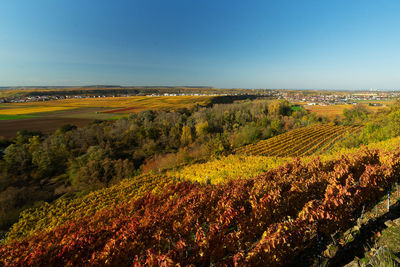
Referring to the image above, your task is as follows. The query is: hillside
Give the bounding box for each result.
[2,99,400,265]
[2,99,310,234]
[2,134,400,265]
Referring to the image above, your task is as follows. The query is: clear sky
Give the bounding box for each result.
[1,0,400,89]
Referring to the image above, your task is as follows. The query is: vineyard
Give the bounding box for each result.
[6,174,175,241]
[171,155,290,184]
[236,124,362,157]
[173,136,400,185]
[9,137,400,243]
[2,145,400,265]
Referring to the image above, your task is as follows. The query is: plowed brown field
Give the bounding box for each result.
[0,117,92,138]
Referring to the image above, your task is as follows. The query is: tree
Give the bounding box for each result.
[180,126,192,146]
[271,119,282,134]
[268,100,291,116]
[343,105,369,125]
[195,121,209,140]
[232,124,262,147]
[3,144,32,175]
[31,135,69,178]
[70,158,135,191]
[58,124,77,134]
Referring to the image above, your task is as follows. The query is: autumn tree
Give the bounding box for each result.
[180,126,192,146]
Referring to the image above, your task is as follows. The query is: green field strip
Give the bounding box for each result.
[0,114,38,120]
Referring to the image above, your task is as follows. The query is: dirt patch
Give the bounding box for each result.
[0,117,93,138]
[102,107,140,113]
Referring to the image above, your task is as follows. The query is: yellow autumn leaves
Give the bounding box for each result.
[172,135,400,186]
[6,174,175,241]
[171,155,290,184]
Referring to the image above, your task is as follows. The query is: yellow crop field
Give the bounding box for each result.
[5,96,214,113]
[0,106,76,115]
[303,103,387,118]
[304,104,350,118]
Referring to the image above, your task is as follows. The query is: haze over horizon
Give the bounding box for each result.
[1,0,400,90]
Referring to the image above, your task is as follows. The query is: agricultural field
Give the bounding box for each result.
[0,96,214,138]
[0,115,37,120]
[304,104,353,118]
[302,103,389,118]
[4,95,213,113]
[173,135,400,187]
[0,106,76,115]
[236,124,362,157]
[0,117,93,138]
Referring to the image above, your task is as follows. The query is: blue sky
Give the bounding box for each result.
[1,0,400,89]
